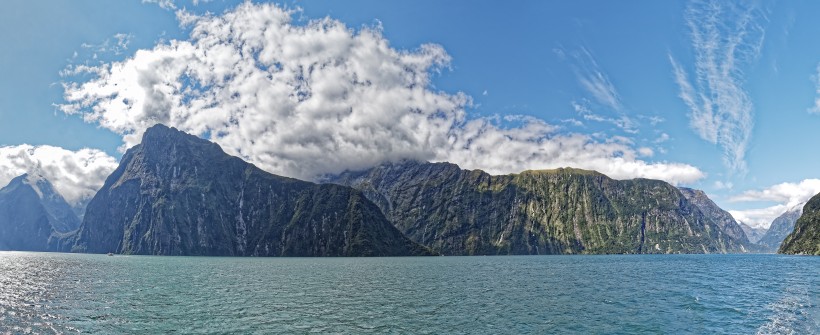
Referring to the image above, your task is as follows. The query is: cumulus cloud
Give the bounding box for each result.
[728,179,820,228]
[59,2,705,185]
[671,0,765,176]
[0,145,118,205]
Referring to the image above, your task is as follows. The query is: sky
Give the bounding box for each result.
[2,0,820,229]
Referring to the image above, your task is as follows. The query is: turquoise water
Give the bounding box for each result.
[0,253,817,334]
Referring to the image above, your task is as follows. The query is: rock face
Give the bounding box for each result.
[72,125,429,256]
[0,174,80,251]
[758,205,803,252]
[739,222,767,244]
[779,194,820,255]
[330,161,750,255]
[678,187,752,251]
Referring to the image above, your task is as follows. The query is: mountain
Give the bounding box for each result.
[678,187,752,251]
[758,204,803,252]
[739,222,767,244]
[329,160,750,255]
[779,194,820,255]
[70,124,429,256]
[0,174,80,251]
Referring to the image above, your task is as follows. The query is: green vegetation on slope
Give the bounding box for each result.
[332,161,750,255]
[779,193,820,255]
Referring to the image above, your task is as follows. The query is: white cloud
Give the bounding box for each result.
[561,118,584,127]
[0,145,118,205]
[59,2,705,186]
[671,0,765,176]
[729,205,791,229]
[637,147,654,157]
[728,179,820,228]
[441,117,702,184]
[809,63,820,114]
[730,179,820,205]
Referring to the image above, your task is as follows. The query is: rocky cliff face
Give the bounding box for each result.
[739,222,767,244]
[678,187,752,251]
[330,161,750,255]
[759,205,803,252]
[0,174,80,251]
[779,194,820,255]
[72,125,429,256]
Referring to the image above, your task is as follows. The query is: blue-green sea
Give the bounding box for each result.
[0,252,817,334]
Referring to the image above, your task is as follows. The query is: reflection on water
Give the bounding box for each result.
[0,252,817,334]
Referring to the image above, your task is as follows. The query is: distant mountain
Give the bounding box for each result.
[738,222,767,244]
[779,194,820,255]
[0,174,80,251]
[330,160,750,255]
[71,124,429,256]
[758,204,803,252]
[678,187,753,251]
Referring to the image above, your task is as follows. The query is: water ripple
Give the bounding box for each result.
[0,253,817,334]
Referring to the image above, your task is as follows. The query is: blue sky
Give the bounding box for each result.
[2,0,820,228]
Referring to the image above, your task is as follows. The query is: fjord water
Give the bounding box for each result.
[0,253,817,334]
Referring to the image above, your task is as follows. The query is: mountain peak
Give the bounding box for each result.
[0,173,81,250]
[74,126,429,256]
[142,123,200,145]
[5,173,52,200]
[134,123,227,168]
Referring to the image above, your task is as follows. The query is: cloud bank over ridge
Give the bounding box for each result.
[60,2,704,185]
[0,145,118,205]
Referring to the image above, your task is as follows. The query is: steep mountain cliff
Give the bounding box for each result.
[72,125,429,256]
[739,222,767,244]
[779,194,820,255]
[0,174,80,251]
[330,161,750,255]
[678,187,752,251]
[759,204,803,252]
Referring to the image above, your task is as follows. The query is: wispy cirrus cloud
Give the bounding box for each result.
[670,0,766,176]
[573,47,623,111]
[142,0,176,10]
[142,0,211,11]
[809,63,820,114]
[79,33,133,57]
[571,100,638,134]
[558,46,639,135]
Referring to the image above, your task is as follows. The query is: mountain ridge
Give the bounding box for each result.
[779,194,820,255]
[759,204,804,252]
[71,124,430,256]
[0,174,80,251]
[330,160,751,255]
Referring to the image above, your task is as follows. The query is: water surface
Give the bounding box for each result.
[0,252,817,334]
